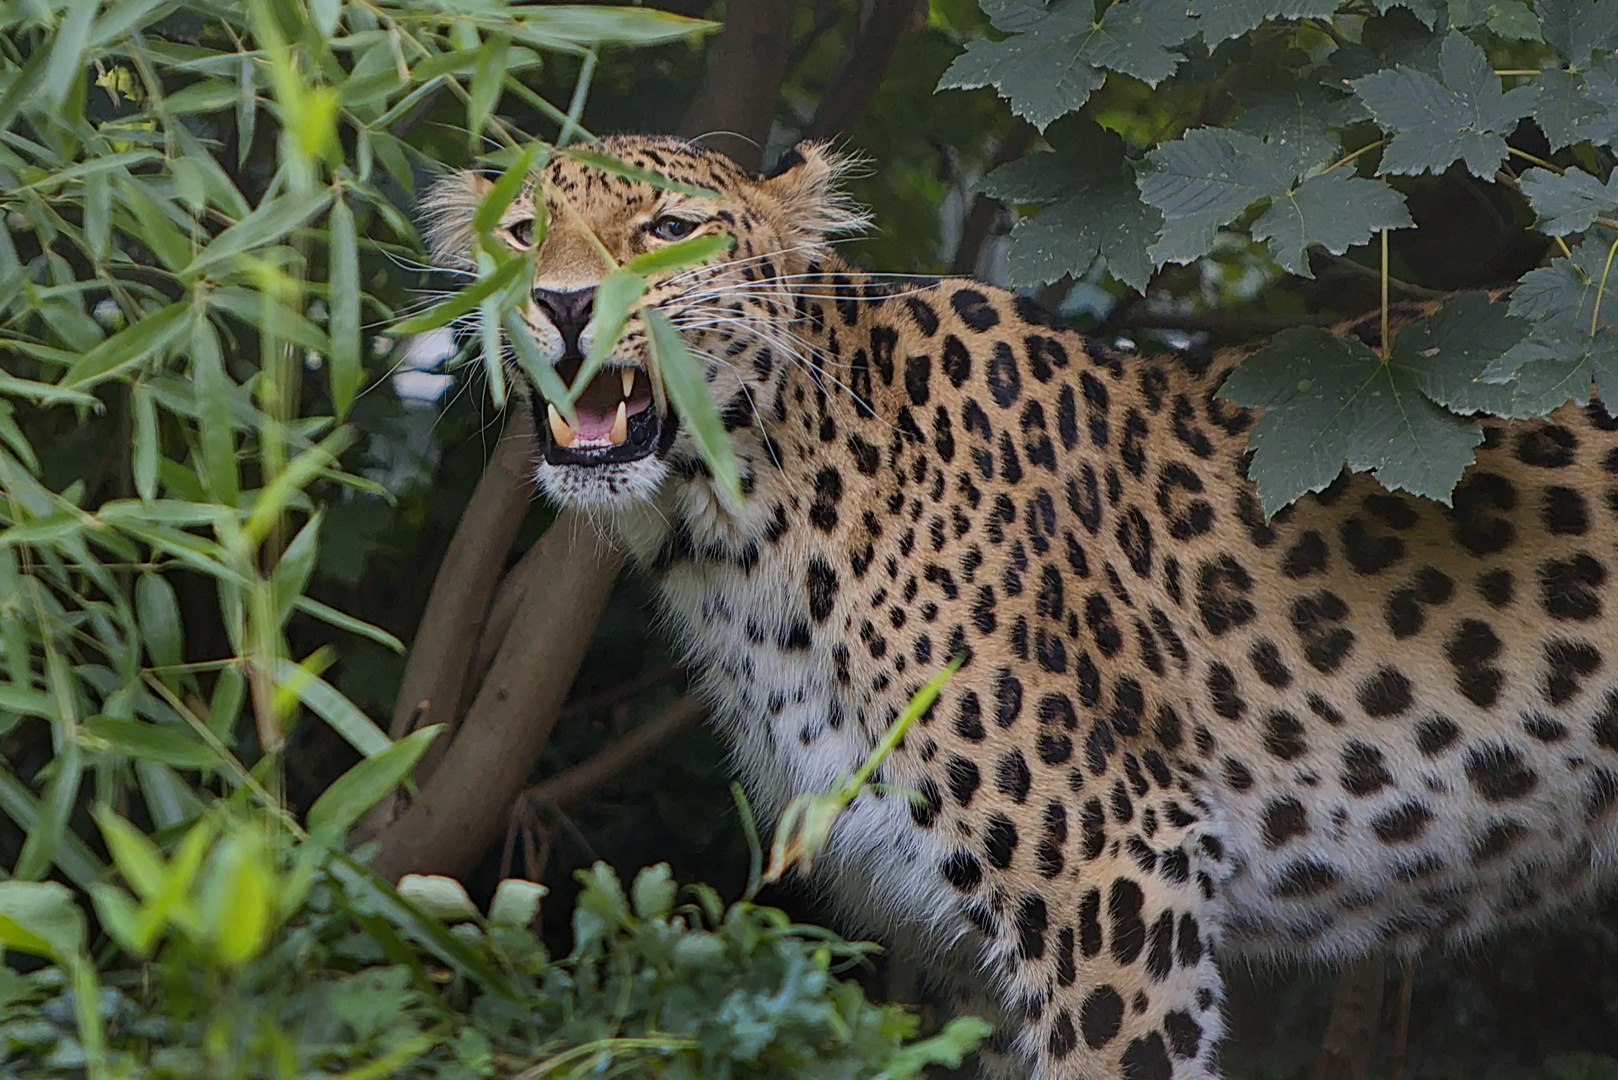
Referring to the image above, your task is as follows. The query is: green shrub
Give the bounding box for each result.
[0,810,986,1078]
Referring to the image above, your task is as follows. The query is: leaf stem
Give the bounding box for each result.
[1321,140,1384,175]
[1379,228,1390,361]
[1589,231,1618,337]
[1494,68,1541,76]
[1507,146,1563,174]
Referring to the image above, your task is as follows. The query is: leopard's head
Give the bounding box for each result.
[421,134,863,509]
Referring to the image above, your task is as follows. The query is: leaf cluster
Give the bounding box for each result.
[951,0,1618,513]
[1,809,985,1079]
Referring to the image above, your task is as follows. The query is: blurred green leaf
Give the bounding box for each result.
[307,724,442,834]
[643,305,741,505]
[328,195,363,417]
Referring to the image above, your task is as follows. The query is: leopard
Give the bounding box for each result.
[423,134,1618,1080]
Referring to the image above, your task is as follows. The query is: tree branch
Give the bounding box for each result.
[804,0,927,143]
[677,0,801,171]
[355,409,535,841]
[522,693,707,812]
[366,511,624,881]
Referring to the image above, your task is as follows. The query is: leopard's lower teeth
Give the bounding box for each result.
[609,401,628,446]
[547,403,576,448]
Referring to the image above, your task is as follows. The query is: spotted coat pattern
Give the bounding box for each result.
[426,135,1618,1080]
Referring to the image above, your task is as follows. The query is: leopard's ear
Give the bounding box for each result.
[418,169,494,268]
[757,141,869,241]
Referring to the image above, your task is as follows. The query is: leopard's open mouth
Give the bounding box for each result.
[538,357,664,466]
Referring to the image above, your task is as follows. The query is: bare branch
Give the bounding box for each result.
[805,0,928,143]
[366,512,624,881]
[522,693,707,812]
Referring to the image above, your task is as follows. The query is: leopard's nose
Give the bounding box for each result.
[531,287,595,356]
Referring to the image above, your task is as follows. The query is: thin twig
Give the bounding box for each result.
[522,694,707,811]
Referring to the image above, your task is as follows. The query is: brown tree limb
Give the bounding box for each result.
[804,0,928,143]
[354,410,535,842]
[522,693,707,812]
[366,511,624,882]
[364,3,805,881]
[677,0,800,171]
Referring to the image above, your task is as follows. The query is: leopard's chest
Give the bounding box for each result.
[608,500,968,942]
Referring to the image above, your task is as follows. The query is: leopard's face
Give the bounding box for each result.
[421,135,863,509]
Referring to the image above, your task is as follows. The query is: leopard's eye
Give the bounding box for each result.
[507,219,535,247]
[650,215,699,241]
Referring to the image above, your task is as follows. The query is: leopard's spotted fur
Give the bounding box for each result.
[426,135,1618,1080]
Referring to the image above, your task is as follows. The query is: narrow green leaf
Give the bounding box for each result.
[502,308,574,424]
[292,596,405,652]
[390,255,530,334]
[136,571,184,671]
[480,294,507,408]
[468,35,510,144]
[624,232,734,277]
[508,5,719,47]
[0,766,105,890]
[472,143,543,238]
[60,300,189,389]
[83,168,110,261]
[329,195,363,417]
[184,190,332,279]
[190,316,239,501]
[85,716,217,769]
[276,659,392,757]
[308,725,442,834]
[91,806,169,902]
[117,177,193,271]
[271,511,322,627]
[643,307,741,505]
[572,267,647,401]
[132,380,160,501]
[43,0,95,108]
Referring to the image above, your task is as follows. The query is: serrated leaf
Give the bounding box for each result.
[1533,66,1618,150]
[1191,0,1339,43]
[1140,127,1301,264]
[1373,0,1446,25]
[1252,170,1412,275]
[1520,167,1618,235]
[1398,292,1532,414]
[982,120,1160,290]
[1536,0,1618,64]
[1505,229,1616,334]
[1231,76,1348,170]
[1484,325,1618,410]
[1447,0,1541,39]
[1350,31,1533,177]
[939,0,1197,130]
[1219,327,1483,514]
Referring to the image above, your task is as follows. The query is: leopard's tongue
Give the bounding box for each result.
[549,363,654,445]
